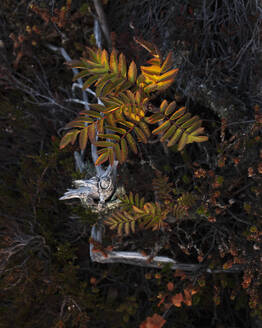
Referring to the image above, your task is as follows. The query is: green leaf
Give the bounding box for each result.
[88,123,96,144]
[82,75,99,90]
[66,120,93,128]
[72,70,90,81]
[95,141,115,147]
[108,147,115,166]
[118,53,127,77]
[101,49,109,69]
[98,133,120,141]
[134,127,147,143]
[160,125,176,142]
[152,120,170,134]
[86,47,99,62]
[176,112,191,126]
[185,120,202,134]
[170,106,186,121]
[138,121,151,137]
[71,129,80,145]
[161,51,173,72]
[181,116,199,129]
[165,101,177,116]
[118,120,134,129]
[158,68,178,82]
[107,126,127,135]
[160,100,168,113]
[95,151,109,166]
[89,67,109,74]
[121,138,128,163]
[60,131,75,149]
[79,127,88,150]
[110,49,118,73]
[80,109,102,119]
[146,113,164,124]
[126,133,138,153]
[143,83,158,94]
[167,127,183,147]
[114,143,122,162]
[191,135,208,143]
[177,133,188,151]
[128,61,137,84]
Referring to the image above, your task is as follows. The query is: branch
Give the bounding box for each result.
[90,224,243,274]
[92,0,112,50]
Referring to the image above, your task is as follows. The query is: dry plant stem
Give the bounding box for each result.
[92,0,112,50]
[90,224,243,274]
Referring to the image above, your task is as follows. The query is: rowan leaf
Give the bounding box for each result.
[98,133,120,141]
[170,106,187,120]
[113,143,122,162]
[128,61,137,83]
[88,123,96,144]
[101,49,109,69]
[177,132,188,151]
[167,128,183,147]
[95,151,109,166]
[95,141,115,148]
[118,53,127,77]
[121,138,128,162]
[138,121,151,137]
[165,101,177,116]
[82,75,99,90]
[152,120,171,135]
[134,126,147,143]
[60,131,75,149]
[108,147,115,166]
[110,49,118,73]
[158,68,178,82]
[126,133,138,153]
[160,99,168,113]
[161,51,173,72]
[72,70,90,81]
[160,125,177,142]
[79,127,88,150]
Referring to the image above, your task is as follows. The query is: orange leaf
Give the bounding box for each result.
[167,282,174,291]
[171,293,183,307]
[140,313,166,328]
[183,288,192,306]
